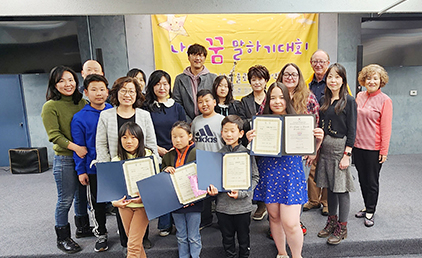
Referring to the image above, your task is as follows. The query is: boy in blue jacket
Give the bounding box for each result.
[71,74,112,252]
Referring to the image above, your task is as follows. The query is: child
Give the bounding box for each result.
[315,63,357,245]
[212,75,242,116]
[191,89,225,228]
[247,82,324,258]
[111,122,152,258]
[71,74,112,252]
[207,115,259,258]
[162,121,202,258]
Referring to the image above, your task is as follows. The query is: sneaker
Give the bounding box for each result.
[159,227,172,237]
[252,203,267,221]
[94,235,108,252]
[303,202,321,211]
[300,221,307,235]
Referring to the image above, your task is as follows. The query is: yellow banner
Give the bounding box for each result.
[152,14,318,97]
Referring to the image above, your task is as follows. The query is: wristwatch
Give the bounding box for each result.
[343,151,352,156]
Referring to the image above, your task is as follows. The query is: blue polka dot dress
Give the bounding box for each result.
[253,155,307,205]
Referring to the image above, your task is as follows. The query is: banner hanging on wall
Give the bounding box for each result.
[151,14,318,97]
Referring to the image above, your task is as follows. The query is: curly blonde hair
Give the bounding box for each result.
[358,64,389,88]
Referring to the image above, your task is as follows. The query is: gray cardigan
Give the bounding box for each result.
[96,107,158,162]
[173,71,217,123]
[215,144,259,215]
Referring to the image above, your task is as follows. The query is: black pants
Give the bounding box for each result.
[201,197,215,226]
[87,174,107,235]
[353,148,383,214]
[216,212,251,258]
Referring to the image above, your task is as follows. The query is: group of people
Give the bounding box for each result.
[41,43,393,258]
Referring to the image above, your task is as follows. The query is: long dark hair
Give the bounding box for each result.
[212,75,234,105]
[117,122,146,160]
[144,70,172,111]
[320,63,348,114]
[263,82,296,115]
[109,76,144,108]
[46,66,82,105]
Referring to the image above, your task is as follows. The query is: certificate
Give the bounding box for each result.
[170,163,207,205]
[122,157,156,197]
[223,152,251,190]
[283,115,316,155]
[251,116,283,156]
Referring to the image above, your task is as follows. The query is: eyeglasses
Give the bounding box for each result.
[119,89,136,96]
[311,60,328,65]
[282,72,299,78]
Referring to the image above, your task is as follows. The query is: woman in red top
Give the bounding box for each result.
[353,64,393,227]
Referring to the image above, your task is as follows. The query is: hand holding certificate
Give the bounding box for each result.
[251,116,283,156]
[223,153,251,190]
[170,163,207,205]
[122,157,156,197]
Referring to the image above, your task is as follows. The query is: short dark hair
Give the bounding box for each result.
[247,65,270,84]
[171,121,192,135]
[221,115,244,131]
[127,68,146,83]
[212,75,234,105]
[46,65,82,105]
[187,43,207,58]
[144,70,172,110]
[196,89,214,100]
[109,76,145,108]
[83,74,109,90]
[117,122,146,160]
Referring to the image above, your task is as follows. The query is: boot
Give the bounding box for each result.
[327,221,347,245]
[75,215,94,238]
[317,215,337,238]
[55,223,82,254]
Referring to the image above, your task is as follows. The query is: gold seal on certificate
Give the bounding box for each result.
[284,115,316,155]
[223,152,251,190]
[251,116,283,156]
[122,157,157,197]
[170,163,207,205]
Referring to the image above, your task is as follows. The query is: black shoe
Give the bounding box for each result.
[55,224,82,254]
[143,238,153,249]
[94,235,108,252]
[75,215,95,238]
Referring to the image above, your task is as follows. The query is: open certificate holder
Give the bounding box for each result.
[96,156,157,203]
[197,150,251,192]
[250,114,316,157]
[170,163,207,205]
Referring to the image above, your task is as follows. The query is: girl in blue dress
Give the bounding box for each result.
[247,82,324,258]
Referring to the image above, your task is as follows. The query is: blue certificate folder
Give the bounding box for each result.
[196,150,251,192]
[96,156,156,203]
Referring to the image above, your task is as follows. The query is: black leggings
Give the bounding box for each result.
[327,189,350,222]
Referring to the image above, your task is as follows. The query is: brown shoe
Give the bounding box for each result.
[327,222,347,245]
[317,215,337,238]
[252,202,267,221]
[321,206,329,216]
[303,202,321,211]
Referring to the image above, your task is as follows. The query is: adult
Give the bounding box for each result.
[79,60,104,93]
[41,66,88,254]
[143,70,187,236]
[212,75,242,116]
[353,64,393,227]
[127,68,147,94]
[173,43,217,123]
[239,64,270,221]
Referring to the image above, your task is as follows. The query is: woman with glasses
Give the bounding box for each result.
[96,76,158,257]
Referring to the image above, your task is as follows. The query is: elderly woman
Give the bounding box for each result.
[353,64,393,227]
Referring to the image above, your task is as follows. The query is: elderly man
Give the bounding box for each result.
[82,60,104,79]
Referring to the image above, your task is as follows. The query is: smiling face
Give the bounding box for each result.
[269,86,287,115]
[281,65,299,92]
[326,68,343,95]
[221,122,244,148]
[153,76,170,102]
[117,82,137,107]
[311,51,330,78]
[364,72,381,94]
[250,76,267,93]
[55,71,76,96]
[216,78,229,99]
[188,53,206,71]
[121,129,139,155]
[84,81,108,110]
[171,127,192,153]
[197,93,216,117]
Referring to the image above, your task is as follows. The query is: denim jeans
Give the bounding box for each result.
[158,213,173,230]
[172,212,202,258]
[53,155,88,226]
